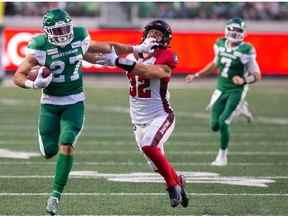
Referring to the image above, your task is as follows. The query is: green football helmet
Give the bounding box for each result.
[225,17,246,43]
[43,8,74,47]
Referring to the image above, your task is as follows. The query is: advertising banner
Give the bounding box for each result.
[3,28,288,75]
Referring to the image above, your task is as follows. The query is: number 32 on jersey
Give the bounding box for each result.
[127,74,151,98]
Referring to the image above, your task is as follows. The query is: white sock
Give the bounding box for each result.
[218,149,228,159]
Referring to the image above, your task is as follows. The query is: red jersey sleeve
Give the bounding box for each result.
[165,49,178,69]
[155,48,178,70]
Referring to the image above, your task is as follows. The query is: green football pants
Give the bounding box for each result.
[38,101,84,158]
[210,90,242,150]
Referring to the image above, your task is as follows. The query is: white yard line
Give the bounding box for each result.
[2,132,283,138]
[0,161,288,166]
[74,151,288,156]
[0,214,200,216]
[0,175,287,179]
[2,149,288,157]
[1,97,288,126]
[0,215,284,216]
[0,215,201,216]
[0,140,287,147]
[0,192,288,197]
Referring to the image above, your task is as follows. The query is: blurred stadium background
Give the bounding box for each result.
[1,2,288,76]
[0,2,288,215]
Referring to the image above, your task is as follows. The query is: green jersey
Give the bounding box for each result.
[214,38,256,92]
[27,26,90,97]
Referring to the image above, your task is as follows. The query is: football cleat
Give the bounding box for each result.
[179,175,189,208]
[211,155,228,166]
[241,111,254,123]
[211,149,228,166]
[46,196,59,215]
[167,185,182,208]
[211,157,227,166]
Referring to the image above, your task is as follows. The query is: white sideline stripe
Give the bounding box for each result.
[0,215,199,216]
[75,151,288,156]
[1,97,288,125]
[3,149,288,156]
[1,192,288,197]
[0,214,204,216]
[0,124,283,132]
[2,132,283,138]
[1,161,288,166]
[0,175,288,179]
[0,215,284,216]
[1,140,287,146]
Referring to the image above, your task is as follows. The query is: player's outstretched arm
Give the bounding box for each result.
[131,63,171,79]
[87,41,128,54]
[185,61,217,83]
[13,55,38,88]
[87,38,158,56]
[95,46,171,79]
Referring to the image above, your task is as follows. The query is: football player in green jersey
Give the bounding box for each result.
[13,8,157,215]
[185,18,261,166]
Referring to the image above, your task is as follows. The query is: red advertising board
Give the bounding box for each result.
[3,27,288,75]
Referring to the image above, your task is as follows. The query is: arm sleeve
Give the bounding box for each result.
[242,47,261,75]
[246,58,261,75]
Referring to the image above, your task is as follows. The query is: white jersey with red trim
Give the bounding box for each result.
[126,48,178,125]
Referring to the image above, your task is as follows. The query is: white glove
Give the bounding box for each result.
[133,37,159,54]
[34,66,53,88]
[95,46,118,66]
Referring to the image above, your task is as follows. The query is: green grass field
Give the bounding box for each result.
[0,78,287,216]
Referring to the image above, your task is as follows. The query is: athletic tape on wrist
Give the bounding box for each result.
[115,58,136,72]
[24,80,35,89]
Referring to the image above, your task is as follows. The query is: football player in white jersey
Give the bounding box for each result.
[97,20,189,208]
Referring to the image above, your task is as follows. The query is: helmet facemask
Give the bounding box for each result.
[225,25,245,43]
[44,21,73,47]
[225,17,246,44]
[142,20,172,48]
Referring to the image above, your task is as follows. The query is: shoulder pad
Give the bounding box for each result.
[28,34,47,50]
[73,26,89,41]
[215,37,226,47]
[239,42,255,55]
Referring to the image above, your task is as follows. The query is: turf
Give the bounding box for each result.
[0,78,287,215]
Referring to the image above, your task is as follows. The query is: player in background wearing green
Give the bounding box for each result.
[185,18,261,166]
[13,8,157,215]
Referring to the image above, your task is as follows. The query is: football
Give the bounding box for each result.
[27,66,51,81]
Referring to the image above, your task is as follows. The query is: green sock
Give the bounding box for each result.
[220,123,230,150]
[52,154,74,199]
